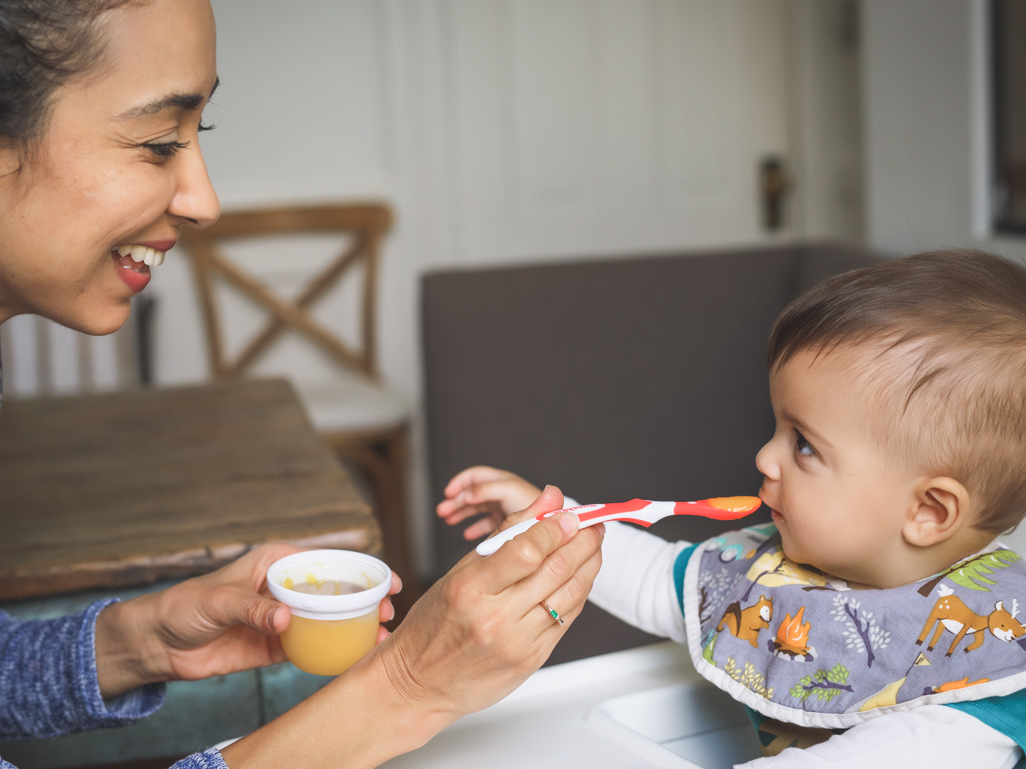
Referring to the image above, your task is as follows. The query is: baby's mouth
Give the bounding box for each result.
[111,244,166,272]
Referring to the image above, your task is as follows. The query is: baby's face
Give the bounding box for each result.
[756,349,916,586]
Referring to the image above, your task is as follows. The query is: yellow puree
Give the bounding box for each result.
[279,573,379,675]
[280,611,379,676]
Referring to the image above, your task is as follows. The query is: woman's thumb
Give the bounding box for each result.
[234,594,290,635]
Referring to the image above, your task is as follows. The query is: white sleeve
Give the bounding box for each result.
[738,705,1021,769]
[586,520,689,643]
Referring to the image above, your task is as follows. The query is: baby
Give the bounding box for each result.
[438,249,1026,768]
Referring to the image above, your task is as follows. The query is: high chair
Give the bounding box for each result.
[180,204,418,602]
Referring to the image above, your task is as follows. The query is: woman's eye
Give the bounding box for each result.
[143,140,188,159]
[794,429,815,457]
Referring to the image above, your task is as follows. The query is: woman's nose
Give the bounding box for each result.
[168,145,220,229]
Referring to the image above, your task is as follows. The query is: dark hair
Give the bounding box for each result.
[768,249,1026,533]
[0,0,135,147]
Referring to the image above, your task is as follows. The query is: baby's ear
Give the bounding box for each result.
[902,477,970,547]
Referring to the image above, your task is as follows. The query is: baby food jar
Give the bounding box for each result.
[266,550,391,676]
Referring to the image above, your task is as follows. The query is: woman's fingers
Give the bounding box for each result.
[470,486,569,584]
[388,570,403,596]
[379,597,396,624]
[531,528,604,631]
[232,542,305,587]
[376,571,401,623]
[203,585,291,636]
[369,492,603,726]
[513,521,604,619]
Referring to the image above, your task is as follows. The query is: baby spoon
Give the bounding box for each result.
[475,496,762,556]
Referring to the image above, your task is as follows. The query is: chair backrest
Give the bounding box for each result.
[0,299,153,398]
[180,203,393,381]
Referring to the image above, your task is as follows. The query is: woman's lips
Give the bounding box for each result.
[112,250,151,292]
[770,508,783,522]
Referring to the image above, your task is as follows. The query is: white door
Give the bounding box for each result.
[443,0,793,267]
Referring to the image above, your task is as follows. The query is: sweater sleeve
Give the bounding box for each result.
[169,749,229,769]
[0,599,165,743]
[1,747,228,769]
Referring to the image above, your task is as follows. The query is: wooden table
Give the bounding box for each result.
[0,378,380,601]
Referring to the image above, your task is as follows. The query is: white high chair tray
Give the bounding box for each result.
[379,641,761,769]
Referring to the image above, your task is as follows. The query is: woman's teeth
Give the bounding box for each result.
[115,244,165,266]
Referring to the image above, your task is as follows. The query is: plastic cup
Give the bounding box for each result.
[266,550,391,676]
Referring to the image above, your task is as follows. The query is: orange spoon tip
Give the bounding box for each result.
[705,496,762,514]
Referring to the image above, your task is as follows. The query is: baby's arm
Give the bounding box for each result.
[739,706,1020,769]
[588,522,688,643]
[438,466,688,642]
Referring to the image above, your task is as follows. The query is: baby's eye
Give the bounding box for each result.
[794,429,816,458]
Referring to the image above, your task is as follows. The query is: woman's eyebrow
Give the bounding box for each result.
[116,77,220,120]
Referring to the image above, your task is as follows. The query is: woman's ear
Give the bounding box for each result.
[902,477,971,547]
[0,147,20,180]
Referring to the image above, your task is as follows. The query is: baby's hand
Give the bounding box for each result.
[437,466,544,540]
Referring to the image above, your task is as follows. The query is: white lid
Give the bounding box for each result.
[266,550,391,620]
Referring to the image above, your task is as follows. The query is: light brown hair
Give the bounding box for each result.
[768,249,1026,533]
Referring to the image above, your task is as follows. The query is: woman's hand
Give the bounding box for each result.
[94,543,401,698]
[383,485,603,722]
[437,465,544,540]
[221,485,603,769]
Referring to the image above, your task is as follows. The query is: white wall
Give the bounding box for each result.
[862,0,1026,262]
[137,0,863,576]
[788,0,864,243]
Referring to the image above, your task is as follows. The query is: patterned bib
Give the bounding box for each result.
[682,524,1026,729]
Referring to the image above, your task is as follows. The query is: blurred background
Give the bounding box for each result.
[3,0,1025,581]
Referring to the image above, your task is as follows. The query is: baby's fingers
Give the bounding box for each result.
[436,488,481,521]
[443,466,513,499]
[463,516,501,541]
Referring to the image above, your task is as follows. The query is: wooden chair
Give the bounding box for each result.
[180,204,418,604]
[0,298,155,396]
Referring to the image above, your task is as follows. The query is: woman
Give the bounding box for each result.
[0,1,604,767]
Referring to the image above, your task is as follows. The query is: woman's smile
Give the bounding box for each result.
[0,0,218,333]
[110,238,174,292]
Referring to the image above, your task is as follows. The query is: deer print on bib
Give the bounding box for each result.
[917,584,1025,656]
[682,525,1026,730]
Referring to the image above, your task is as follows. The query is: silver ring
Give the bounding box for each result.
[543,602,564,626]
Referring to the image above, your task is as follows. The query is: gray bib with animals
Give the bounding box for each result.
[682,524,1026,729]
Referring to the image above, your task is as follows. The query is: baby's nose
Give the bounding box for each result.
[755,441,778,479]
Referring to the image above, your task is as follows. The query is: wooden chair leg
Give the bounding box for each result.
[328,426,421,623]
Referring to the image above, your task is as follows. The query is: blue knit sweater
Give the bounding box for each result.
[0,347,226,768]
[0,599,228,769]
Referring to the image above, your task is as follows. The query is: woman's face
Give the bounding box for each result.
[0,0,220,334]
